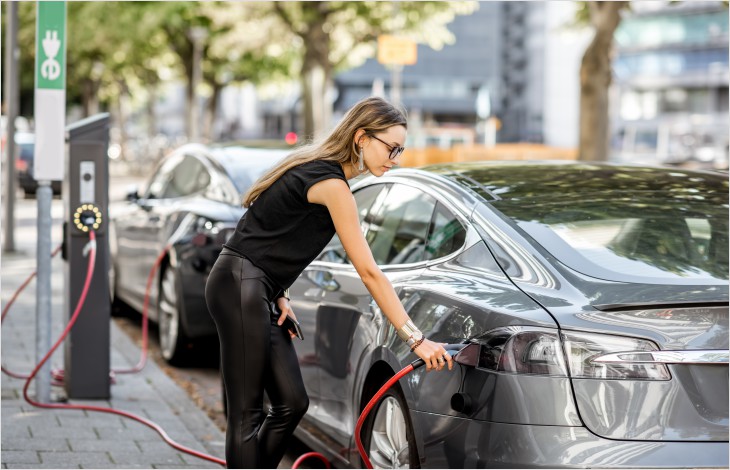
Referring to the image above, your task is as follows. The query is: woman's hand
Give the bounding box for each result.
[276,297,298,338]
[413,338,453,372]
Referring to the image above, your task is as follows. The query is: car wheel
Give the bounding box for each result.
[362,387,419,469]
[158,266,190,365]
[109,261,130,317]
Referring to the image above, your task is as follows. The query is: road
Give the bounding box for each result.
[2,169,317,468]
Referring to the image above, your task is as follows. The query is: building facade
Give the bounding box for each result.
[611,1,729,167]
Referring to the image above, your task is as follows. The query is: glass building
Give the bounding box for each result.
[611,1,729,168]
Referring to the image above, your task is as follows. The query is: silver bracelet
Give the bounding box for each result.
[406,334,424,348]
[397,320,422,344]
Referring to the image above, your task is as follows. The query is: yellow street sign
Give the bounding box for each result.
[377,35,417,66]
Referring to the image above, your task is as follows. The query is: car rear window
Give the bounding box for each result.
[494,192,728,283]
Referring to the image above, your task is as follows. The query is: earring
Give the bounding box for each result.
[358,147,364,172]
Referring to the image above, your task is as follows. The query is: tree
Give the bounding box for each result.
[576,1,629,162]
[271,1,477,139]
[151,2,294,141]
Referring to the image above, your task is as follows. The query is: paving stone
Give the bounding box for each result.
[107,450,184,466]
[28,424,98,439]
[56,414,127,428]
[1,438,70,452]
[38,451,112,467]
[68,439,139,453]
[0,451,40,464]
[1,425,31,439]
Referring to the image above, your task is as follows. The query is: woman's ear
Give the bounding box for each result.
[354,129,368,147]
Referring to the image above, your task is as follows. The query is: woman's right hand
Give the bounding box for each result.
[414,338,453,372]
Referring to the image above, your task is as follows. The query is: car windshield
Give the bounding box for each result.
[212,148,289,194]
[495,192,728,283]
[432,163,729,284]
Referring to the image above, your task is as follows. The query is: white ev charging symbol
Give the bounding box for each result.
[41,30,61,81]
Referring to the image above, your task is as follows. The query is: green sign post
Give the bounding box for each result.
[34,0,66,181]
[35,1,66,90]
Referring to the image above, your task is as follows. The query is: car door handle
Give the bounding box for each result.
[148,215,160,223]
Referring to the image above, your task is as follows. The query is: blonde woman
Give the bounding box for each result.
[205,96,454,468]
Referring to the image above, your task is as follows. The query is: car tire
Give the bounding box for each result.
[109,262,131,318]
[360,385,420,469]
[158,266,190,365]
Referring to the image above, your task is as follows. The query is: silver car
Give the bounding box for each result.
[288,161,729,468]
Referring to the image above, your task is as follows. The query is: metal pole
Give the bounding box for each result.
[35,181,52,403]
[190,39,200,142]
[188,27,207,143]
[3,1,19,253]
[391,65,402,106]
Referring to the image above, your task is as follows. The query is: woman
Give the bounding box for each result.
[205,96,454,469]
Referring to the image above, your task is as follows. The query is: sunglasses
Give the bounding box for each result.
[369,134,405,160]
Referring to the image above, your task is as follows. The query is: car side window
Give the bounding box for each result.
[424,203,467,260]
[146,153,183,199]
[367,184,437,265]
[317,184,387,264]
[162,155,211,199]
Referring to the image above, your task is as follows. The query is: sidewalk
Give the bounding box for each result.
[1,199,225,468]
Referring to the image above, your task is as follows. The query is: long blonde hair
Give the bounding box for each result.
[242,96,407,207]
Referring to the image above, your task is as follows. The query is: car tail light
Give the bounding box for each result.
[194,216,236,246]
[476,326,569,376]
[561,331,670,380]
[15,159,28,171]
[474,326,670,380]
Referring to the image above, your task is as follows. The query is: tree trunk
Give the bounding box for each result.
[578,1,626,162]
[184,56,194,142]
[300,3,332,140]
[203,82,222,142]
[146,83,158,139]
[81,79,100,118]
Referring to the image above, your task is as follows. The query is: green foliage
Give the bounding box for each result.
[4,1,476,121]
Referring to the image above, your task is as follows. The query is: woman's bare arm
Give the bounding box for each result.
[308,178,452,371]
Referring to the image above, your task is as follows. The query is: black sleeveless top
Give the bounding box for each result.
[223,160,349,290]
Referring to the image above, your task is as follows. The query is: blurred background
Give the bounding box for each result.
[2,0,728,175]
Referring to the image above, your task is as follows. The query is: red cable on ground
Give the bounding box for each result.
[354,364,416,469]
[1,244,63,381]
[2,243,169,380]
[291,452,332,469]
[113,244,169,374]
[21,232,227,467]
[4,235,400,469]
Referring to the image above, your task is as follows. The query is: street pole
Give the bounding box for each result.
[391,65,402,106]
[34,1,67,403]
[188,27,207,143]
[3,1,19,253]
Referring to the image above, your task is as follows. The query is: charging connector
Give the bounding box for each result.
[72,204,102,232]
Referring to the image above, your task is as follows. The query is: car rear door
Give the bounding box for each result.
[114,153,182,303]
[309,183,439,447]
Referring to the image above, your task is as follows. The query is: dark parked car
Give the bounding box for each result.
[13,132,62,196]
[109,143,288,364]
[286,162,729,468]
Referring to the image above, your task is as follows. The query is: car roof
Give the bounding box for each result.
[419,160,728,202]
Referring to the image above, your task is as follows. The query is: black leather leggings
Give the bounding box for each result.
[205,248,308,468]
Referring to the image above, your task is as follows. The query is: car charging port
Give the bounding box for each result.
[72,204,102,233]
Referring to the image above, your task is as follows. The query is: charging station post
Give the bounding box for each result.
[34,1,67,403]
[63,113,111,399]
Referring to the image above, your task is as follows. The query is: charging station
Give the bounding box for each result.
[63,113,111,399]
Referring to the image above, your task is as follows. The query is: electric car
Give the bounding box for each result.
[12,132,62,196]
[286,161,729,468]
[109,143,289,364]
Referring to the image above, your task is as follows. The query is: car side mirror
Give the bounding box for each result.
[125,185,140,202]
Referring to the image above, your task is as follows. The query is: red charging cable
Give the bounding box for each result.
[18,232,227,467]
[3,231,428,468]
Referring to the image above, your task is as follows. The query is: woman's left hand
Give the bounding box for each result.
[276,297,298,338]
